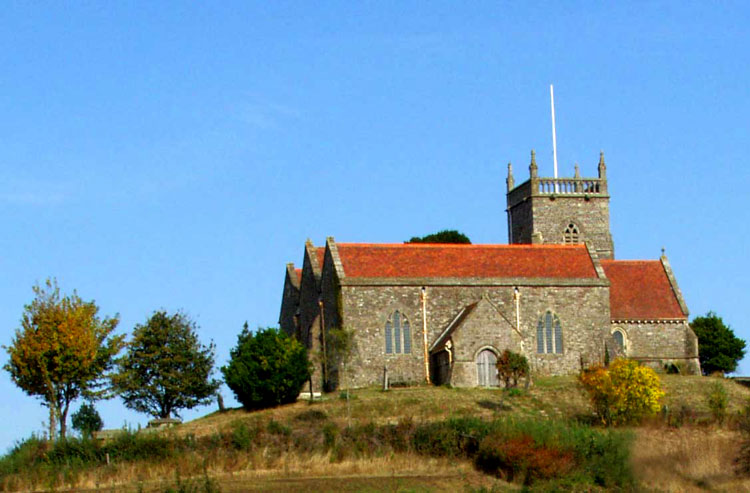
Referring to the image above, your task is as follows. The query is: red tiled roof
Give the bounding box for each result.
[601,260,685,320]
[315,247,325,269]
[335,243,598,279]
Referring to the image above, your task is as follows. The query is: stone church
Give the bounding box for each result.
[279,151,700,389]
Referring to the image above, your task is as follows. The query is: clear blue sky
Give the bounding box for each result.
[1,2,749,451]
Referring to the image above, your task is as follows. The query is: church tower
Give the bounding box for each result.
[506,151,615,259]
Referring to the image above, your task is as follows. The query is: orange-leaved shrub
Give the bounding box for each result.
[579,358,664,426]
[476,433,575,484]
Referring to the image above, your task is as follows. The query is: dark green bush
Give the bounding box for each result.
[105,429,176,461]
[294,409,328,423]
[378,417,415,453]
[228,421,257,451]
[71,402,103,438]
[707,381,729,424]
[336,422,380,459]
[322,422,338,451]
[221,327,311,410]
[0,415,632,491]
[266,419,291,437]
[0,435,48,476]
[406,230,471,244]
[46,437,101,465]
[496,350,529,389]
[412,418,491,458]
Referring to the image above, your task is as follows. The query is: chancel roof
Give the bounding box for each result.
[315,247,325,269]
[601,260,686,320]
[335,243,598,279]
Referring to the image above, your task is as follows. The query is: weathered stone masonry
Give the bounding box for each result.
[280,152,701,390]
[507,151,614,260]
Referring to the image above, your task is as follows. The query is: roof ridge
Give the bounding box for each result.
[601,259,661,264]
[336,243,587,249]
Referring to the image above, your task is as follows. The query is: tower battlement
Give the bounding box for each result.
[506,151,614,259]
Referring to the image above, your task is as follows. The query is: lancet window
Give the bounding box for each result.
[612,328,627,353]
[385,310,411,354]
[536,311,563,354]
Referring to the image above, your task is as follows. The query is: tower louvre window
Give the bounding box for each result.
[385,310,411,354]
[563,223,580,244]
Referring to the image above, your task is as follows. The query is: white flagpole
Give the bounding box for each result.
[550,84,559,182]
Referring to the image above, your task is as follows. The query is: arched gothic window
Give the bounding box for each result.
[385,311,411,354]
[536,311,563,354]
[612,328,626,353]
[563,223,580,244]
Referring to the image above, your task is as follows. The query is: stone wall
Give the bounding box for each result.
[615,321,701,374]
[507,195,533,244]
[530,195,614,259]
[506,174,615,259]
[278,264,300,337]
[337,281,611,388]
[339,284,426,388]
[507,180,533,244]
[297,244,322,351]
[447,298,522,387]
[319,245,344,390]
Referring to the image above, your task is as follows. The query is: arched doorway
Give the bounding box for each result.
[430,351,451,386]
[476,349,499,387]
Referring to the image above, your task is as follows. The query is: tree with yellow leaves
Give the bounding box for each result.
[3,279,123,440]
[579,358,664,426]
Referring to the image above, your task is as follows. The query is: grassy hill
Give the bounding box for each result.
[180,375,750,437]
[3,375,750,492]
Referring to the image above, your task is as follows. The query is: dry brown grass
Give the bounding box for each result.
[632,426,750,492]
[51,453,508,492]
[662,375,750,414]
[5,375,750,492]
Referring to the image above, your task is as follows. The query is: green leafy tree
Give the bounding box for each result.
[112,311,220,419]
[406,229,471,244]
[4,279,123,440]
[71,402,103,438]
[496,350,529,389]
[222,327,311,410]
[692,312,746,375]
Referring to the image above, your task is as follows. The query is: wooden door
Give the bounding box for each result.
[476,349,499,387]
[431,351,451,386]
